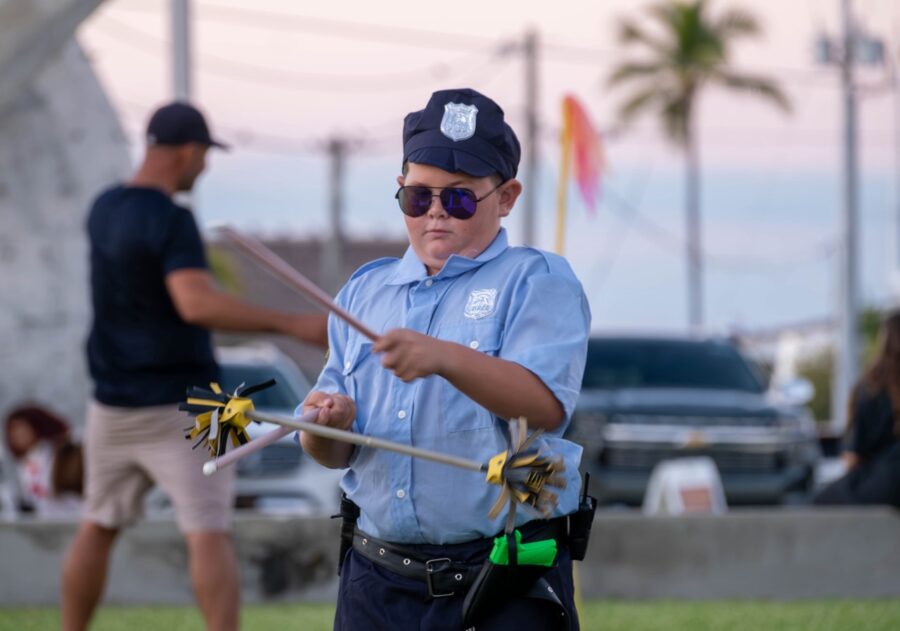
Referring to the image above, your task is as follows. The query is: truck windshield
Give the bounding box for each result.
[582,339,764,393]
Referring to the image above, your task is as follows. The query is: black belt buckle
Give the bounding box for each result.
[425,557,455,598]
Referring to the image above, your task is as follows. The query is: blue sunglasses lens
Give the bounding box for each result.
[440,188,477,219]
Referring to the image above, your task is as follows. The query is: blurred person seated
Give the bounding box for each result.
[4,405,83,516]
[815,311,900,508]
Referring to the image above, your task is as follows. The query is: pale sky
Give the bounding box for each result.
[76,0,900,333]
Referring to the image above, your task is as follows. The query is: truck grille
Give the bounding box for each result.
[614,414,778,428]
[602,446,780,472]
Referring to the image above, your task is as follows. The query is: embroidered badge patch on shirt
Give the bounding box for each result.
[441,102,479,141]
[464,289,497,319]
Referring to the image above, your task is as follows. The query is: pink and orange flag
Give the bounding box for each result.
[555,94,605,253]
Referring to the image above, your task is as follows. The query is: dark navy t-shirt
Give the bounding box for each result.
[86,185,219,407]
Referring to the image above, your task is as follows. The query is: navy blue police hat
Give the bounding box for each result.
[146,102,229,150]
[402,88,520,182]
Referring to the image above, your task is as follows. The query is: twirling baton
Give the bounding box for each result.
[200,423,294,475]
[216,225,380,341]
[182,382,567,517]
[193,397,479,477]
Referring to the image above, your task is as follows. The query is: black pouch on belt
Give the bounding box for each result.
[568,472,597,562]
[333,493,360,576]
[461,530,558,627]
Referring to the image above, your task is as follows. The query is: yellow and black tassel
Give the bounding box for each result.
[179,379,276,457]
[486,418,567,520]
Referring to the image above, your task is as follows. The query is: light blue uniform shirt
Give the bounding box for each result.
[306,228,590,544]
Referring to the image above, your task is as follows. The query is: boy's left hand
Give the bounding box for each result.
[373,329,447,382]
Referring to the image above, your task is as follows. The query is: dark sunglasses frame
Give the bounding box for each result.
[394,181,505,220]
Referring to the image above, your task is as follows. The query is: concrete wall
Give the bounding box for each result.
[2,508,900,606]
[0,1,104,115]
[0,515,342,606]
[580,508,900,599]
[0,5,129,423]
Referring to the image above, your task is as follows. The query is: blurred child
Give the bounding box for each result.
[4,405,82,515]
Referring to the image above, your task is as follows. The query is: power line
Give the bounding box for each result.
[94,16,513,93]
[116,0,505,53]
[583,162,657,295]
[115,99,322,155]
[543,39,835,85]
[110,0,838,84]
[602,183,836,274]
[116,96,407,158]
[196,1,509,52]
[210,2,844,83]
[528,115,897,149]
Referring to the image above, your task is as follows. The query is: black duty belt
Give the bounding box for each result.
[351,517,569,599]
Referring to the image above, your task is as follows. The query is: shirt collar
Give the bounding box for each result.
[386,228,509,285]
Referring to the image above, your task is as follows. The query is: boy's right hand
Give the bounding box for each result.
[302,391,356,432]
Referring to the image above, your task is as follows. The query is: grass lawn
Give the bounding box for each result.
[3,599,900,630]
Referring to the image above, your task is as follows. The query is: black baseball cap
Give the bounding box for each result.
[146,102,229,150]
[402,88,520,182]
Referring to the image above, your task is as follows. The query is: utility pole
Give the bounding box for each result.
[321,137,347,295]
[522,29,539,246]
[171,0,191,100]
[894,24,900,302]
[815,2,889,429]
[171,0,194,212]
[834,0,861,433]
[686,117,703,333]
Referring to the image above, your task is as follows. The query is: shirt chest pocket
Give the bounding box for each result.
[341,339,376,404]
[439,320,503,433]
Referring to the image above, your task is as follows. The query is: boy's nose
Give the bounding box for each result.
[427,195,447,218]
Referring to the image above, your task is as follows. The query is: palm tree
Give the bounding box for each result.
[608,0,790,331]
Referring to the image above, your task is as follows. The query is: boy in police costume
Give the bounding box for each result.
[301,88,591,630]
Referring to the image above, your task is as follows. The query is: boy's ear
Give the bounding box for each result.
[396,175,405,187]
[498,179,523,217]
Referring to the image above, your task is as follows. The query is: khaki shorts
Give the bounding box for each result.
[84,399,234,533]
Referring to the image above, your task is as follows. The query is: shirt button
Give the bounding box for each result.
[424,279,433,287]
[344,360,351,370]
[396,489,406,499]
[469,340,480,350]
[397,410,407,419]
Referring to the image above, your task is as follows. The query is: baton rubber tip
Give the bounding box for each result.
[202,461,217,476]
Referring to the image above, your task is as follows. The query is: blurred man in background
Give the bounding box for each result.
[61,102,327,631]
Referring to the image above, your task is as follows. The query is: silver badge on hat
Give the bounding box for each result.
[441,102,478,142]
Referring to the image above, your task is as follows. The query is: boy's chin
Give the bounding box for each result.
[418,251,453,274]
[421,245,455,262]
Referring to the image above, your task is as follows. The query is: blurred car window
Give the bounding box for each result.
[219,364,305,411]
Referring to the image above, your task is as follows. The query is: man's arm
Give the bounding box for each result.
[373,329,565,430]
[165,268,328,347]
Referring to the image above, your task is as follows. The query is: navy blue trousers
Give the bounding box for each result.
[334,537,579,631]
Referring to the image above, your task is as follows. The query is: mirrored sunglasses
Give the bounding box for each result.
[394,183,503,220]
